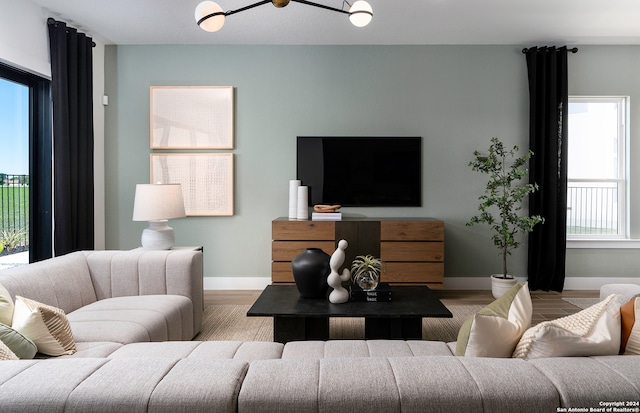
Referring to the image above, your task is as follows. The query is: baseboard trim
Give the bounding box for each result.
[204,276,636,291]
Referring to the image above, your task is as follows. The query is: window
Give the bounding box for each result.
[0,77,29,261]
[0,63,52,263]
[567,96,627,240]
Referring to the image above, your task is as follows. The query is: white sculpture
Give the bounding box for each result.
[327,239,351,304]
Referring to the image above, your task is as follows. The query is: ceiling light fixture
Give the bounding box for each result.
[195,0,373,33]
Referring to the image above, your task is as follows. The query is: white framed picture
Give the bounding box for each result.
[150,153,234,216]
[150,86,234,149]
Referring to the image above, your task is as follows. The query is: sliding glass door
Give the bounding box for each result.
[0,63,52,264]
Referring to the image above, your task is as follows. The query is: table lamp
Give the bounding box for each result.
[132,183,186,250]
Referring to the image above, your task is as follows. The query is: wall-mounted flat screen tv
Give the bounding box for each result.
[296,136,422,207]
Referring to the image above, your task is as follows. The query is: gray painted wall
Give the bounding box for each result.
[104,44,640,286]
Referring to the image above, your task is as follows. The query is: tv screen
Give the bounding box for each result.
[296,136,422,207]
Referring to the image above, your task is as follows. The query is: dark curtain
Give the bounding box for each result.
[47,18,94,255]
[525,46,568,292]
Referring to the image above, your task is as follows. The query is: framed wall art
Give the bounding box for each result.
[150,86,234,149]
[150,153,234,216]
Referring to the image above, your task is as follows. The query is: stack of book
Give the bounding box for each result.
[349,282,392,302]
[311,212,342,221]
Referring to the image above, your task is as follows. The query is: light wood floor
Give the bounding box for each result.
[205,288,600,325]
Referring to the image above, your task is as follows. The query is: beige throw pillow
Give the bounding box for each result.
[513,293,621,359]
[455,282,532,357]
[0,339,18,360]
[12,296,76,356]
[0,281,14,326]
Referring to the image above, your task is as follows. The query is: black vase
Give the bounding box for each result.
[291,248,331,298]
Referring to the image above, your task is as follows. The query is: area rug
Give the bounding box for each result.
[193,304,483,343]
[562,297,599,310]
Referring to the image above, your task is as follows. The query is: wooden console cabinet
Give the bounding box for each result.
[272,217,444,288]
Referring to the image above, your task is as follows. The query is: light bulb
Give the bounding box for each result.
[195,1,225,32]
[349,0,373,27]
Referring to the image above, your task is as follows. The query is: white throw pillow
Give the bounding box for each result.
[11,296,76,356]
[513,293,622,359]
[0,282,14,326]
[455,282,532,357]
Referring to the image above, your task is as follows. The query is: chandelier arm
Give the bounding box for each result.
[225,0,272,16]
[290,0,349,15]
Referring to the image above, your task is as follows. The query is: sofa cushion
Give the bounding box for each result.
[239,356,561,413]
[12,296,76,356]
[0,358,109,411]
[0,281,13,326]
[58,342,124,358]
[106,341,285,362]
[281,339,453,359]
[63,358,247,413]
[455,282,532,357]
[0,323,37,359]
[530,357,640,407]
[620,295,640,355]
[67,295,195,343]
[0,251,97,314]
[0,339,18,360]
[513,294,622,359]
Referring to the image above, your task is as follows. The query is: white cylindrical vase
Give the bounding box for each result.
[289,180,301,219]
[297,186,308,220]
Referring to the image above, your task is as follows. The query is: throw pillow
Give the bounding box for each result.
[0,323,37,359]
[620,295,640,355]
[455,282,532,357]
[11,296,76,356]
[0,339,18,360]
[0,281,14,326]
[513,293,622,360]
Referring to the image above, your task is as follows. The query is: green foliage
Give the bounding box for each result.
[1,227,27,250]
[467,137,544,277]
[350,255,385,282]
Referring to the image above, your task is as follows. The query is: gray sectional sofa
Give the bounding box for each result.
[1,250,640,412]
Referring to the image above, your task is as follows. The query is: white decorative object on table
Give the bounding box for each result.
[132,183,186,250]
[328,239,351,304]
[296,186,308,220]
[289,180,301,219]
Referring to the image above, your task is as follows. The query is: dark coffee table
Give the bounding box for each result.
[246,284,452,343]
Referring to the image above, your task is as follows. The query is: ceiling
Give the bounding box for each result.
[32,0,640,46]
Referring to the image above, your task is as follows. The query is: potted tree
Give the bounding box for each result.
[467,137,544,298]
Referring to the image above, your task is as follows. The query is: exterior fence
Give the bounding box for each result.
[567,180,620,236]
[0,174,29,252]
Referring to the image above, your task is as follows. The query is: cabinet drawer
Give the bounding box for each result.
[383,262,444,283]
[272,262,294,283]
[380,221,444,241]
[272,241,336,261]
[273,220,335,241]
[380,241,444,262]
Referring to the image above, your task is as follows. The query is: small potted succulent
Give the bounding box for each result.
[467,137,544,298]
[351,255,385,291]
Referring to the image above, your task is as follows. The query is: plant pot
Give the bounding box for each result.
[354,270,379,291]
[491,274,517,299]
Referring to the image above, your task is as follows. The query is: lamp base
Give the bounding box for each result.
[141,220,175,250]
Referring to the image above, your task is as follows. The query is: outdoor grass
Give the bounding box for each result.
[0,186,29,232]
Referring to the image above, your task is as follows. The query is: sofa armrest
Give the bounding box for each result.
[83,249,204,335]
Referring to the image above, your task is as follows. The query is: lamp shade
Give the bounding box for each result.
[349,0,373,27]
[195,1,226,32]
[132,184,186,221]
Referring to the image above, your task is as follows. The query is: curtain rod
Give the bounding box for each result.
[47,17,96,48]
[522,47,578,54]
